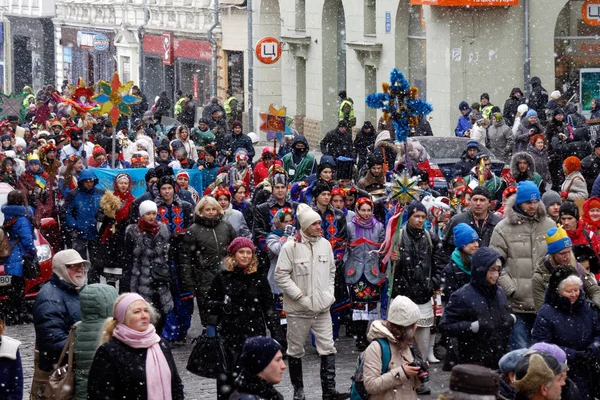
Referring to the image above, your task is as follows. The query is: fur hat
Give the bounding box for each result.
[157,175,175,191]
[514,353,567,393]
[139,200,158,217]
[447,364,499,397]
[563,156,581,174]
[297,203,321,230]
[387,295,420,327]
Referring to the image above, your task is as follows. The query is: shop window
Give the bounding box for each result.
[364,0,376,36]
[227,51,244,109]
[408,5,426,99]
[296,0,306,30]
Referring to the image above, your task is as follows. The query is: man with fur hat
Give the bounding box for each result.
[282,135,317,183]
[513,351,566,400]
[532,225,600,311]
[275,203,349,400]
[320,120,354,160]
[490,181,556,350]
[357,154,386,195]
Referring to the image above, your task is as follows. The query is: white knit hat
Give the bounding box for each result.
[296,203,321,231]
[139,200,158,217]
[387,295,420,327]
[550,90,561,100]
[517,104,529,114]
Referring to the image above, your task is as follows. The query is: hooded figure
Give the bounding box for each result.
[281,135,317,183]
[487,112,514,163]
[591,97,600,120]
[440,247,514,368]
[528,76,549,121]
[503,87,526,127]
[508,151,543,189]
[354,121,376,171]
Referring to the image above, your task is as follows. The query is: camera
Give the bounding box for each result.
[284,225,296,236]
[408,359,430,383]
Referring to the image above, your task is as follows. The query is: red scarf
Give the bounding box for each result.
[138,218,160,236]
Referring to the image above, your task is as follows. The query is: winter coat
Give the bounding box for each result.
[532,282,600,399]
[281,136,317,182]
[87,337,184,400]
[154,195,194,236]
[440,250,514,368]
[153,93,171,120]
[581,154,600,194]
[508,152,543,190]
[488,120,514,163]
[0,205,36,277]
[320,128,354,159]
[223,205,251,238]
[527,143,551,187]
[207,267,280,346]
[552,126,592,162]
[0,335,22,400]
[503,89,526,127]
[411,114,433,137]
[390,225,444,304]
[362,320,419,400]
[17,169,55,224]
[532,254,600,311]
[232,199,254,232]
[354,121,377,170]
[125,223,174,314]
[172,135,198,161]
[253,160,283,186]
[179,214,237,324]
[357,171,386,194]
[33,274,81,372]
[591,98,600,120]
[528,77,548,118]
[442,209,502,263]
[65,171,104,241]
[514,119,544,153]
[274,233,336,315]
[443,249,472,300]
[489,196,557,313]
[453,151,476,178]
[593,175,600,198]
[463,168,504,202]
[345,217,385,285]
[224,132,256,163]
[178,100,196,128]
[561,171,588,201]
[470,123,488,146]
[73,284,118,400]
[229,372,284,400]
[455,112,472,137]
[253,197,298,252]
[130,92,148,120]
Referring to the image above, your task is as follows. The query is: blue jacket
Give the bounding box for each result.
[592,174,600,198]
[65,170,104,240]
[0,336,22,400]
[1,205,36,276]
[439,248,514,368]
[33,274,81,372]
[455,112,472,137]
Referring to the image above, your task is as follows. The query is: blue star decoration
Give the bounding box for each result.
[366,68,433,143]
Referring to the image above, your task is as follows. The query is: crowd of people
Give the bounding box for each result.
[0,79,600,400]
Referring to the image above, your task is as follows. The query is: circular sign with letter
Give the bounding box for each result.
[582,0,600,26]
[255,37,282,64]
[93,33,110,51]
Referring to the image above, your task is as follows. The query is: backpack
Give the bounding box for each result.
[350,338,391,400]
[0,226,14,259]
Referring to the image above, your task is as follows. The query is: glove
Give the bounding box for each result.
[206,325,216,337]
[470,321,480,333]
[560,191,568,199]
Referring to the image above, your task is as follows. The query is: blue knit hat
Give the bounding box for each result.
[459,101,470,111]
[466,140,479,150]
[239,336,282,375]
[526,109,538,118]
[545,226,572,255]
[453,223,479,249]
[515,181,540,205]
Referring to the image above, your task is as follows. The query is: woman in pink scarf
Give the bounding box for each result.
[87,293,184,400]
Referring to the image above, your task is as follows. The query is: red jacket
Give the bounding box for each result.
[253,160,282,186]
[566,221,600,257]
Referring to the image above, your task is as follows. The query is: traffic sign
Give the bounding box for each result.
[255,37,282,64]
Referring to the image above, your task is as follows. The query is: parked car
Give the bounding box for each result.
[409,136,510,196]
[0,183,54,301]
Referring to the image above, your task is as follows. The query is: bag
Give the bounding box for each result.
[43,325,77,399]
[350,338,391,400]
[186,328,229,379]
[22,255,41,280]
[0,227,13,259]
[565,176,586,215]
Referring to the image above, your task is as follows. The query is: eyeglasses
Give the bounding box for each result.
[66,263,87,271]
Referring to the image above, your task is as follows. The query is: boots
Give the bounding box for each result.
[320,354,350,400]
[288,356,305,400]
[428,340,440,363]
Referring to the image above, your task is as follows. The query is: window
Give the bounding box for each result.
[364,0,376,36]
[296,0,306,30]
[408,5,426,99]
[365,65,377,122]
[296,58,306,115]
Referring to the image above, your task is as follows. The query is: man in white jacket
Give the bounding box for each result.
[275,203,349,400]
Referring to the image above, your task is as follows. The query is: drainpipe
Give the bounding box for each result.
[138,0,149,92]
[247,0,253,132]
[207,0,219,98]
[523,0,530,99]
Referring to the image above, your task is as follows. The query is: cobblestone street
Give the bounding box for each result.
[7,312,452,399]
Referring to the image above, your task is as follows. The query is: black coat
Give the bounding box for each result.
[320,128,354,159]
[503,89,526,127]
[581,154,600,193]
[442,210,502,264]
[354,122,376,170]
[528,77,548,119]
[453,151,476,178]
[154,93,171,120]
[130,93,148,121]
[439,248,514,369]
[443,257,471,300]
[87,337,184,400]
[178,100,196,128]
[390,225,444,304]
[253,198,298,252]
[229,372,284,400]
[224,132,256,162]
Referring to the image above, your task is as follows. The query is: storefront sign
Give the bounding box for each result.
[582,0,600,26]
[143,35,212,62]
[255,37,282,64]
[193,74,199,101]
[76,31,110,51]
[385,12,391,33]
[93,33,109,51]
[410,0,517,5]
[162,32,174,65]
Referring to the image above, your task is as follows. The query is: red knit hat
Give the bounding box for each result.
[92,144,106,157]
[227,237,255,256]
[563,156,581,174]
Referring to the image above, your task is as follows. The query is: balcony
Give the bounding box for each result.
[7,0,55,18]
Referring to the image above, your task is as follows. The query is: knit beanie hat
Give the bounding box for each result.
[545,226,572,255]
[453,223,479,249]
[227,237,255,256]
[406,201,427,218]
[526,109,538,118]
[550,90,561,100]
[387,295,420,327]
[471,186,491,200]
[530,343,567,366]
[466,139,479,150]
[448,364,499,397]
[480,93,490,101]
[559,201,579,220]
[139,200,158,217]
[297,203,321,231]
[92,144,106,157]
[595,139,600,150]
[312,180,332,198]
[176,170,190,180]
[586,196,600,211]
[458,101,469,111]
[541,190,562,209]
[563,156,581,174]
[515,181,540,205]
[499,349,528,374]
[239,336,282,375]
[502,185,517,200]
[157,175,175,191]
[517,104,529,114]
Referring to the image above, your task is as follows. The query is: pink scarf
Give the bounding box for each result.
[113,294,172,400]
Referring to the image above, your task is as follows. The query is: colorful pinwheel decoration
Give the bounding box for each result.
[389,169,421,205]
[92,72,141,126]
[366,68,433,144]
[0,92,27,121]
[259,104,288,142]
